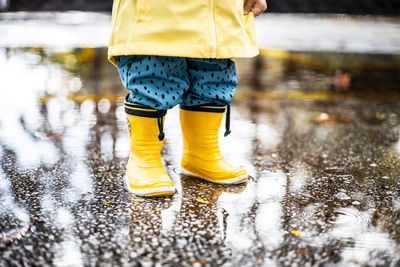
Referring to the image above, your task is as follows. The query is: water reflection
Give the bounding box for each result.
[0,146,31,239]
[0,47,399,266]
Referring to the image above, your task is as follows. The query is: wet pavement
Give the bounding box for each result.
[1,46,399,266]
[1,13,400,267]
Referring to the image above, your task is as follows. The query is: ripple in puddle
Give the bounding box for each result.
[300,205,379,252]
[303,205,370,226]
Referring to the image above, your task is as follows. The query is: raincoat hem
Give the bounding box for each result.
[108,43,259,66]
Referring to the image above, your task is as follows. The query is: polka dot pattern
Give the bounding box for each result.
[117,55,237,110]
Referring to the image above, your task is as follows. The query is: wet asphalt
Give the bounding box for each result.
[0,47,400,266]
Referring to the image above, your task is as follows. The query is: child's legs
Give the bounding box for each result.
[117,55,190,110]
[183,58,237,106]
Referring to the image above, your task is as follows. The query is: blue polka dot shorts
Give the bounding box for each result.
[117,55,237,110]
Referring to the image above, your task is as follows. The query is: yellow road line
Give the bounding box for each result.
[38,94,123,102]
[259,48,400,69]
[38,90,400,103]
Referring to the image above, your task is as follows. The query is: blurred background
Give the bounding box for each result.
[1,0,400,14]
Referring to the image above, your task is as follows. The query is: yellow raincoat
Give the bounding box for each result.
[108,0,259,66]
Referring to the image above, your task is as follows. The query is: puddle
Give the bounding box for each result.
[0,46,399,266]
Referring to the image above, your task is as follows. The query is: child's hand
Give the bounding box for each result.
[244,0,267,17]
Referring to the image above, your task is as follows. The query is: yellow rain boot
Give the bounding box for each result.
[180,104,248,184]
[124,99,175,196]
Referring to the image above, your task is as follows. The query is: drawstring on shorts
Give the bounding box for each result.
[224,104,231,137]
[157,110,165,141]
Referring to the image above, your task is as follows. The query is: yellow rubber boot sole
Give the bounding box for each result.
[125,107,175,197]
[180,106,248,184]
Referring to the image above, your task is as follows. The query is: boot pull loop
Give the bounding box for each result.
[224,104,231,137]
[157,110,165,141]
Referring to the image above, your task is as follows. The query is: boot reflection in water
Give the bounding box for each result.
[127,179,245,264]
[173,176,247,260]
[128,196,173,256]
